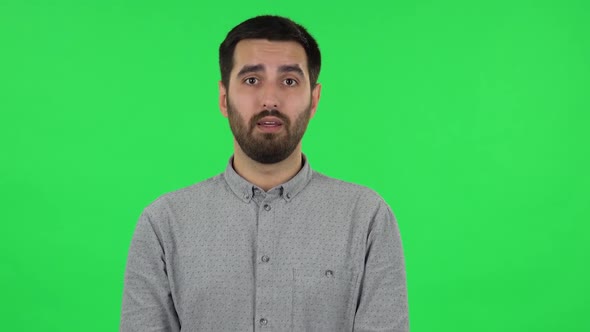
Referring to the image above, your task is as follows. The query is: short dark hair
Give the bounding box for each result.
[219,15,321,90]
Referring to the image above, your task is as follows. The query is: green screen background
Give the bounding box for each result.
[1,0,588,331]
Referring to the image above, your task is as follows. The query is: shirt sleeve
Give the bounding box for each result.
[353,199,409,332]
[120,210,181,332]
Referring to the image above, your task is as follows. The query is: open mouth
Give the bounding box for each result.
[256,116,284,132]
[257,121,282,127]
[256,121,283,132]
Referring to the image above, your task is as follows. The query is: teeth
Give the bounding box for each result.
[260,122,279,125]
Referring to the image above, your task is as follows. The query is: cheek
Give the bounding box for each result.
[229,91,258,115]
[232,89,259,107]
[285,91,311,109]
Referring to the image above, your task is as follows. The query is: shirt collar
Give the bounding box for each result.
[223,153,313,203]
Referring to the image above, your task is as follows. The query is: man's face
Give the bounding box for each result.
[219,39,321,164]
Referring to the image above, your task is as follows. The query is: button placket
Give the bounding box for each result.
[255,198,276,328]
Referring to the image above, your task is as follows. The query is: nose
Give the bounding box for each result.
[263,103,278,110]
[261,83,279,110]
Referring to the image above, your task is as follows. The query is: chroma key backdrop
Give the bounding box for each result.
[0,0,588,331]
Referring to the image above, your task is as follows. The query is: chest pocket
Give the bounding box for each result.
[291,266,358,331]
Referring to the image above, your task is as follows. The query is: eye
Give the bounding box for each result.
[284,78,298,87]
[244,77,259,85]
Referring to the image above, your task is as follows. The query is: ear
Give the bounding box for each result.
[309,83,322,119]
[219,80,228,118]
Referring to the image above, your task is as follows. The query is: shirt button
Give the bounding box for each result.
[244,193,250,199]
[264,204,271,211]
[261,255,270,263]
[325,270,334,277]
[286,193,291,199]
[259,318,268,326]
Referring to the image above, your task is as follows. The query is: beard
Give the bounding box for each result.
[226,95,312,164]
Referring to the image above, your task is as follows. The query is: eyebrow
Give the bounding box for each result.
[236,64,305,78]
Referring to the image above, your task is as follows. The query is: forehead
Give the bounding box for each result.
[232,39,308,72]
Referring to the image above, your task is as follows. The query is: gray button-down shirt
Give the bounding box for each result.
[121,154,409,331]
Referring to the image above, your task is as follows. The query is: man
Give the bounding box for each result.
[121,15,409,332]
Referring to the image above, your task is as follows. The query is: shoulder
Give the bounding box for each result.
[141,173,226,217]
[309,170,398,236]
[310,170,390,211]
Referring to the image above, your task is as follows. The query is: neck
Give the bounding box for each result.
[232,141,303,192]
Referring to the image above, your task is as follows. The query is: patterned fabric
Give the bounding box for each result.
[121,154,409,331]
